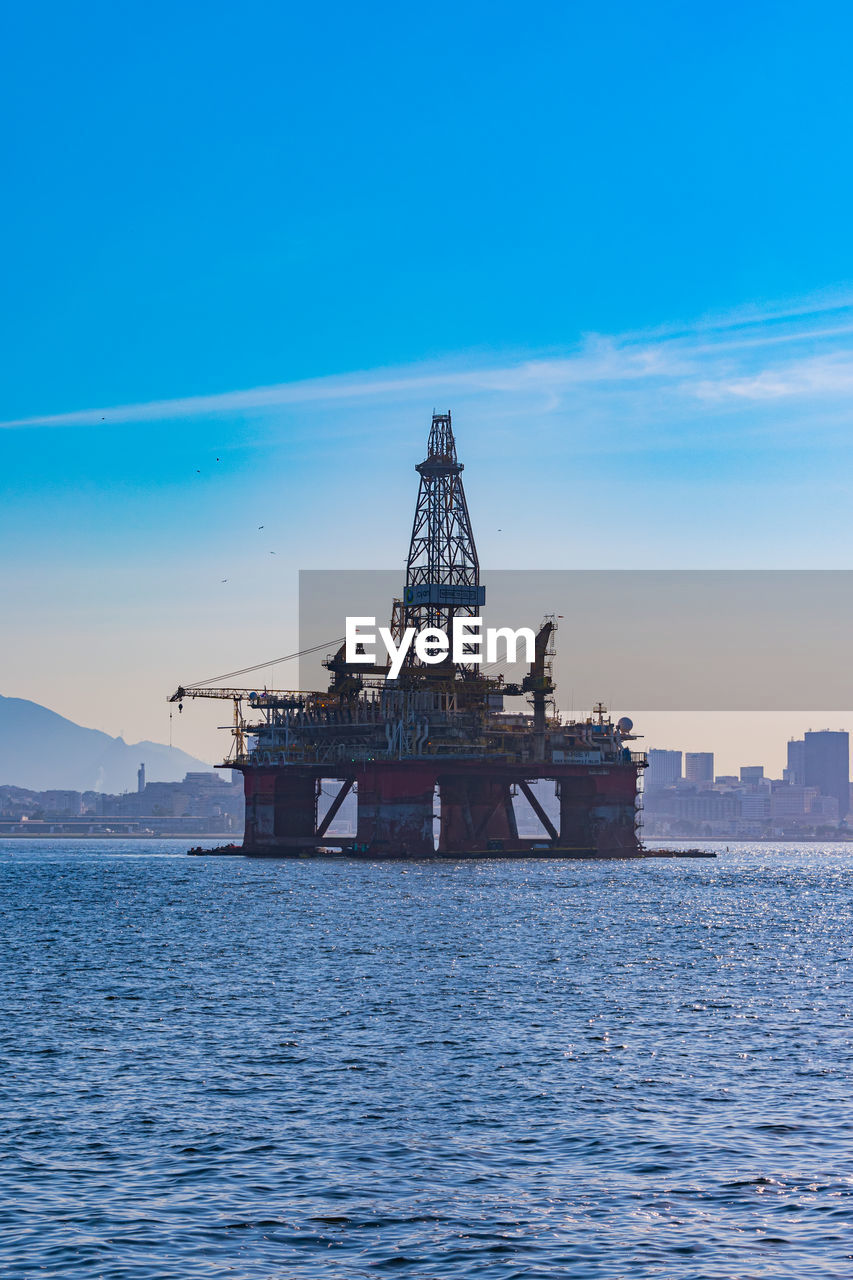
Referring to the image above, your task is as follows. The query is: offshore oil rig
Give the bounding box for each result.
[171,412,647,857]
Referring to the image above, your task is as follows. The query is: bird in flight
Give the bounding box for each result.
[258,525,264,530]
[221,578,228,583]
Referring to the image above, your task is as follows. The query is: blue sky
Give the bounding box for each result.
[3,1,853,771]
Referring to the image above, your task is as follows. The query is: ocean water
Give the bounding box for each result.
[1,840,852,1279]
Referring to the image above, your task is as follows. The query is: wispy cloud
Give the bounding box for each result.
[4,291,853,430]
[694,352,853,401]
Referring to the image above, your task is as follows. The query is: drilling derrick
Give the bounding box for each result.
[170,410,647,859]
[403,411,484,647]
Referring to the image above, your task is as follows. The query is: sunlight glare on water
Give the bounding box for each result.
[1,840,852,1278]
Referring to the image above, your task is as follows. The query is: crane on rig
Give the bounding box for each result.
[168,618,557,763]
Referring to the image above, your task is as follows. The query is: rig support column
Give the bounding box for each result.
[242,767,318,851]
[243,768,276,847]
[558,770,641,856]
[589,769,642,856]
[438,772,520,854]
[557,775,596,852]
[355,763,436,856]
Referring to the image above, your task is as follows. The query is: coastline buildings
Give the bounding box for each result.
[0,770,244,836]
[685,752,714,784]
[802,730,849,818]
[647,749,682,789]
[3,733,850,843]
[643,732,850,839]
[784,732,849,816]
[785,738,806,785]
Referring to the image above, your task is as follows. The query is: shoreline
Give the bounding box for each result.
[644,836,853,844]
[0,832,238,840]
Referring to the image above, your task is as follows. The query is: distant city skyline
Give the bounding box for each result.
[641,714,853,784]
[648,729,851,791]
[644,729,851,838]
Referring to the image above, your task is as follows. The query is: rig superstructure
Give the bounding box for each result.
[171,412,646,857]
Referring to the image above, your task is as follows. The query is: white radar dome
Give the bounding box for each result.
[617,717,634,735]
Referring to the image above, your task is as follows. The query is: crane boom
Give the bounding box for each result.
[168,685,299,703]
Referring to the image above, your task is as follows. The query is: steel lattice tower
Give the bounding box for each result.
[403,412,484,640]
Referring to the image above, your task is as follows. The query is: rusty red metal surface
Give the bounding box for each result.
[236,758,642,859]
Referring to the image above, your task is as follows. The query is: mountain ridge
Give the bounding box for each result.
[0,694,212,792]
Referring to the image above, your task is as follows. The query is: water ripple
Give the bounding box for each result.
[1,839,853,1277]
